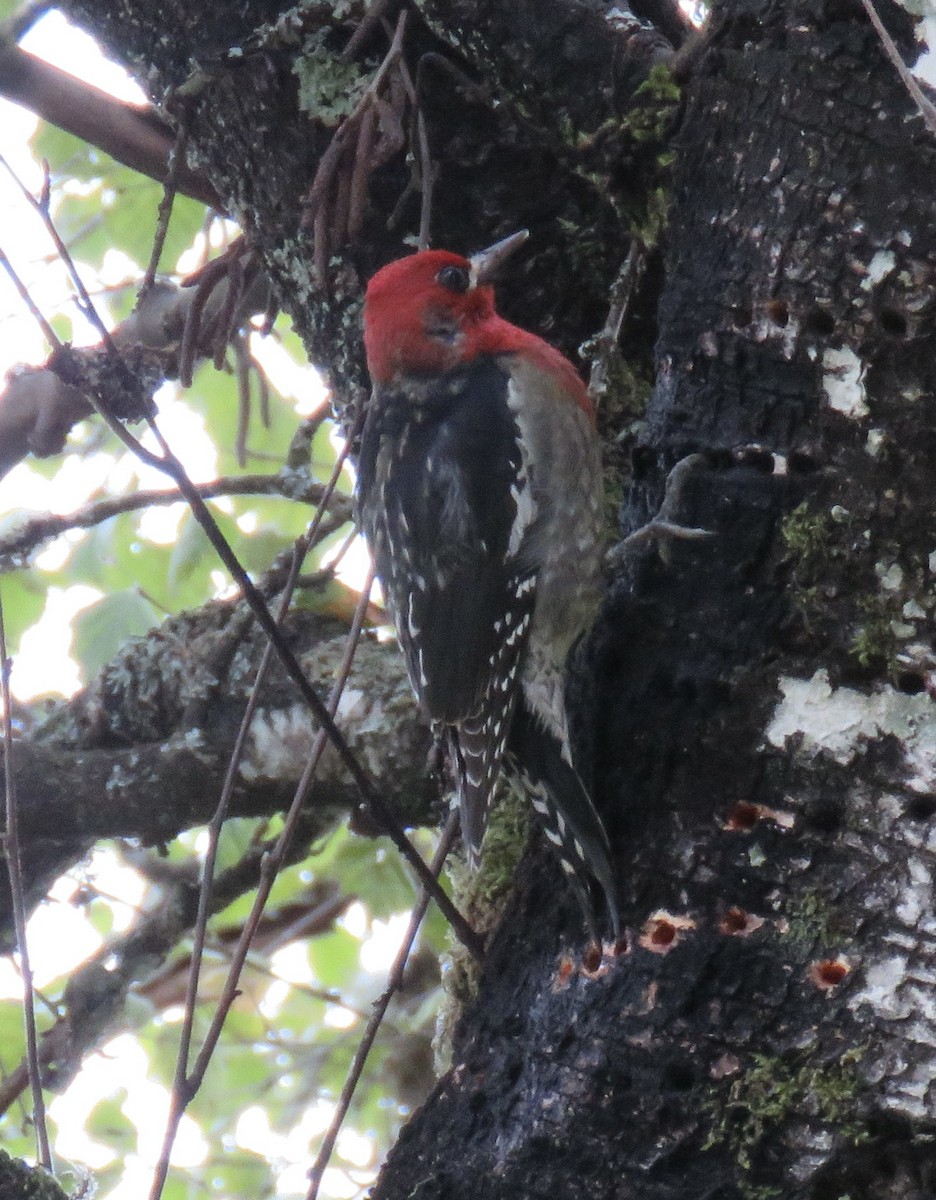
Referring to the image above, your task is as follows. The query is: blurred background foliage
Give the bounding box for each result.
[0,9,447,1197]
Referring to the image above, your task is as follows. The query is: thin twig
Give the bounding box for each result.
[0,829,348,1115]
[1,153,126,365]
[140,121,187,294]
[149,543,313,1200]
[861,0,936,137]
[256,354,271,427]
[150,420,389,1197]
[178,249,239,386]
[0,474,352,562]
[341,0,398,61]
[304,9,409,278]
[0,586,52,1170]
[306,811,459,1200]
[0,242,62,350]
[148,561,376,1200]
[6,155,481,959]
[234,335,250,467]
[143,417,482,958]
[587,240,648,406]
[395,54,433,250]
[211,252,246,369]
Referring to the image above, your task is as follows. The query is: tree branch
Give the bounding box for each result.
[0,473,352,564]
[0,269,270,481]
[2,606,439,944]
[0,40,222,208]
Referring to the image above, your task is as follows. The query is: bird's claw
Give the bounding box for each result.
[610,453,715,566]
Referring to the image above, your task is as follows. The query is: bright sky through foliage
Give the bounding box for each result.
[0,12,393,1200]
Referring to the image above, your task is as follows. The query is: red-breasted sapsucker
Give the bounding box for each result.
[357,232,618,942]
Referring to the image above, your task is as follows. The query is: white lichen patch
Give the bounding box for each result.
[850,953,914,1021]
[822,347,869,418]
[240,704,314,782]
[876,560,905,591]
[894,857,932,928]
[766,669,936,792]
[860,249,896,290]
[849,941,936,1119]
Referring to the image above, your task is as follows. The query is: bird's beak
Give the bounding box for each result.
[469,229,529,286]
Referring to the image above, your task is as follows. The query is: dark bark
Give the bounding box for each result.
[6,0,936,1197]
[373,2,936,1199]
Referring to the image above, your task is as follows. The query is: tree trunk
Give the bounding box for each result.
[12,0,936,1195]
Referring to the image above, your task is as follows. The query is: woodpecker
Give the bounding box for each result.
[357,231,619,943]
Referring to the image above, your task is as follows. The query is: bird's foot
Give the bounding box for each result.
[609,453,715,567]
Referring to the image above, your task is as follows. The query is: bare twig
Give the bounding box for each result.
[2,153,130,370]
[587,240,648,406]
[234,335,251,466]
[341,0,399,61]
[140,121,188,294]
[256,353,271,426]
[157,423,360,1179]
[5,149,481,961]
[0,242,62,350]
[140,417,483,959]
[0,587,52,1170]
[303,10,410,282]
[306,811,459,1200]
[395,53,433,250]
[211,252,247,369]
[0,842,349,1115]
[150,545,312,1200]
[178,238,253,386]
[861,0,936,138]
[148,558,376,1200]
[0,474,352,563]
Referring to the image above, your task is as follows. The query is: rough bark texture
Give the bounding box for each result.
[1,603,434,947]
[6,0,936,1196]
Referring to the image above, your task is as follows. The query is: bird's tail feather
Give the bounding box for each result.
[507,705,619,943]
[447,718,503,866]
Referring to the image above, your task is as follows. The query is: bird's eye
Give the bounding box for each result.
[436,265,470,294]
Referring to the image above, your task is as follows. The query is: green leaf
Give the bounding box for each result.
[0,999,27,1071]
[159,1174,192,1200]
[308,926,360,989]
[167,507,232,592]
[72,589,162,678]
[86,1090,136,1152]
[87,897,116,939]
[213,816,263,875]
[206,1154,273,1197]
[0,568,46,653]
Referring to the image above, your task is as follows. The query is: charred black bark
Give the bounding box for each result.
[373,2,936,1198]
[61,0,673,406]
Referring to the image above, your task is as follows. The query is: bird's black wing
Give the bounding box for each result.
[357,357,539,853]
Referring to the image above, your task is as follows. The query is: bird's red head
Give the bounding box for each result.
[364,249,495,382]
[363,235,591,417]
